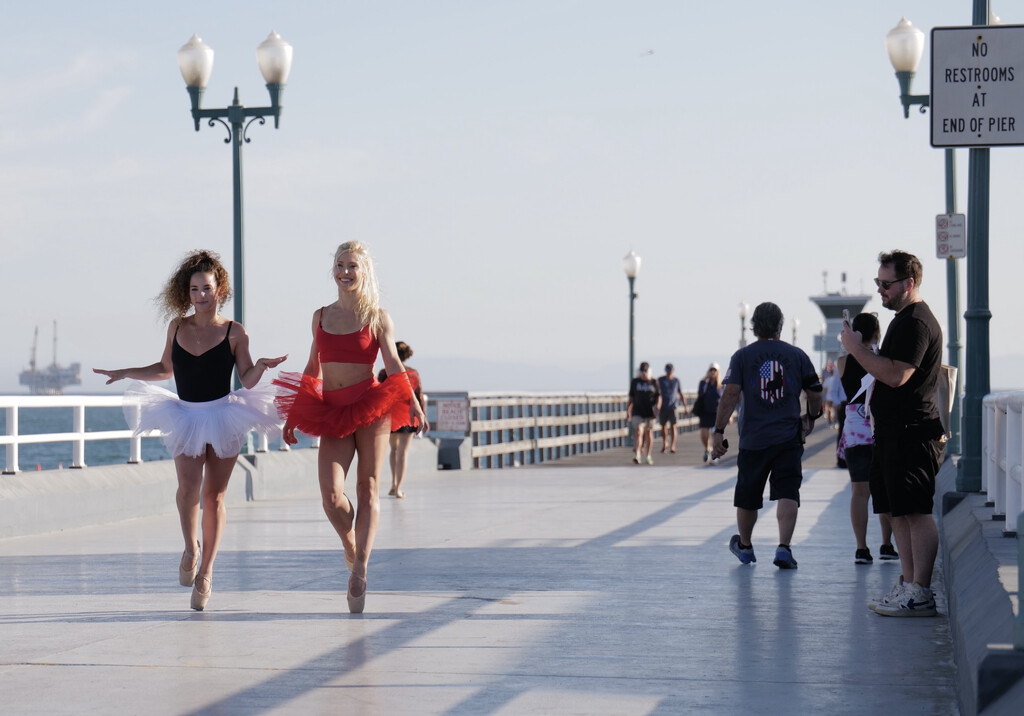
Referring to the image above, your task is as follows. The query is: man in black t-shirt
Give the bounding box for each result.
[627,362,661,465]
[840,250,944,618]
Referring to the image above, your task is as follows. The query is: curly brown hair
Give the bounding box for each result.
[157,250,231,322]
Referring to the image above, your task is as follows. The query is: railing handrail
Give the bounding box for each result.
[1,389,694,473]
[0,393,279,473]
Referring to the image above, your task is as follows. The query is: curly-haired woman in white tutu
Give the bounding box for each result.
[94,250,286,611]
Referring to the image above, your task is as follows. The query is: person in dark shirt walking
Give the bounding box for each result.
[657,363,689,454]
[712,302,822,569]
[627,362,661,465]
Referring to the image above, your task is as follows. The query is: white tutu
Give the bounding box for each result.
[122,380,282,458]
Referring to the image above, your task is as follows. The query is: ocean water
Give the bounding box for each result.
[0,405,307,472]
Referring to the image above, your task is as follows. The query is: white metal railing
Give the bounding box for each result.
[467,391,699,468]
[982,391,1024,530]
[0,395,276,473]
[981,391,1024,651]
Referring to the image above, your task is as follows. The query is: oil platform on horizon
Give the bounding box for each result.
[19,322,81,395]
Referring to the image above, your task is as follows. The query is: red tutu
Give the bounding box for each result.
[273,371,412,438]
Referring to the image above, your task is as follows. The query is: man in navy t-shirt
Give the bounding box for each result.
[712,302,823,569]
[657,363,689,454]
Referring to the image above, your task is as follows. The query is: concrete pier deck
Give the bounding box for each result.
[0,425,971,715]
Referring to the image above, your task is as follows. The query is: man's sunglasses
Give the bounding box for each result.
[874,276,909,290]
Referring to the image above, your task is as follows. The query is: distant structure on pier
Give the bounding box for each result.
[810,271,872,369]
[19,322,81,395]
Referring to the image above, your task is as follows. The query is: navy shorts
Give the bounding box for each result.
[733,438,804,510]
[658,408,677,426]
[845,444,872,484]
[869,428,945,517]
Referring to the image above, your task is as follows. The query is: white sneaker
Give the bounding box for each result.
[874,582,937,617]
[868,578,905,613]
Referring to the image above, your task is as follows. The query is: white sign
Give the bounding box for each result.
[936,213,966,259]
[931,25,1024,147]
[435,397,470,434]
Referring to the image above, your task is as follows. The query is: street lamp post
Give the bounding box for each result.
[885,16,966,462]
[622,251,642,383]
[177,32,293,387]
[623,251,641,447]
[738,302,749,349]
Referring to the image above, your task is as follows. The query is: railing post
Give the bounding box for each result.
[1016,511,1024,650]
[3,405,19,474]
[983,394,995,496]
[993,396,1006,517]
[1006,400,1023,535]
[127,402,143,464]
[71,404,86,469]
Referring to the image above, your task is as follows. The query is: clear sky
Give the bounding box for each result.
[3,1,1022,394]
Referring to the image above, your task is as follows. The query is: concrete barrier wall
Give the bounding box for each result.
[0,438,446,539]
[936,459,1023,715]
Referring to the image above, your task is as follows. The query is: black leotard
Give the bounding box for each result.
[172,322,235,402]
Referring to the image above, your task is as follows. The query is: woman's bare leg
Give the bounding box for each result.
[174,454,204,572]
[195,446,239,581]
[851,481,870,551]
[349,417,390,595]
[392,431,413,497]
[318,435,358,568]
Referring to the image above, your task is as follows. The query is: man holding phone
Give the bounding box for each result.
[840,250,944,617]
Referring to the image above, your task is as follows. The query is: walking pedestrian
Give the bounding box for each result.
[93,249,287,611]
[712,302,822,569]
[274,241,427,613]
[840,251,944,617]
[836,312,897,565]
[657,363,688,454]
[627,362,660,465]
[694,364,722,464]
[378,341,425,499]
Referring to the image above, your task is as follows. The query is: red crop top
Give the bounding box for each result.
[316,311,379,365]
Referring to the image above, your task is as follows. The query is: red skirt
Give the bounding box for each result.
[273,371,411,438]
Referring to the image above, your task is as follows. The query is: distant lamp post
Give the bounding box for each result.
[177,31,293,385]
[884,16,964,460]
[622,251,642,383]
[622,251,641,447]
[792,317,800,346]
[738,302,749,348]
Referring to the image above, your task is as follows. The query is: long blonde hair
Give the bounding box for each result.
[334,241,382,337]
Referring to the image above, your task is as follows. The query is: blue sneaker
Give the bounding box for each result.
[729,534,756,564]
[773,544,798,569]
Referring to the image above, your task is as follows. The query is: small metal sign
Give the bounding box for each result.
[936,213,966,259]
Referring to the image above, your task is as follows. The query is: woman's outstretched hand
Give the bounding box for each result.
[93,368,126,385]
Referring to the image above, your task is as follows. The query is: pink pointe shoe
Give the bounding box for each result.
[347,574,367,614]
[191,574,212,611]
[179,548,199,587]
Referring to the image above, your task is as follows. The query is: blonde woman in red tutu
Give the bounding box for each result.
[274,241,428,613]
[94,250,287,611]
